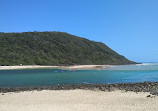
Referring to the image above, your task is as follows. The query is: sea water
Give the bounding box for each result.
[0,63,158,87]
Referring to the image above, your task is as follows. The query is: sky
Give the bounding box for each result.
[0,0,158,62]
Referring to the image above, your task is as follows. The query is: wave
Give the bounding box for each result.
[106,63,158,71]
[136,63,158,66]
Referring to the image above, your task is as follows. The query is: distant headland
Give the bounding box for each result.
[0,31,136,65]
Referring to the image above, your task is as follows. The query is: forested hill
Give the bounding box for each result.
[0,31,136,65]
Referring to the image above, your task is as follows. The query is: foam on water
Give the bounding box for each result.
[107,63,158,71]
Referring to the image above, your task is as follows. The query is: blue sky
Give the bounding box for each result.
[0,0,158,62]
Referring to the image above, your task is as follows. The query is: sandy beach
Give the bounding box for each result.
[0,65,106,70]
[0,90,157,111]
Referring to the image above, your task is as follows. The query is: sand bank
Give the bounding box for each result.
[0,90,157,111]
[0,65,58,70]
[0,65,106,70]
[61,65,106,69]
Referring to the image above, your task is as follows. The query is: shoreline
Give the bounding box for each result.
[1,82,158,111]
[1,82,158,96]
[0,63,140,70]
[0,65,107,70]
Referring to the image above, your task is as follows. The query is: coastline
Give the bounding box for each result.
[1,65,157,110]
[0,65,107,70]
[1,82,158,111]
[1,82,158,96]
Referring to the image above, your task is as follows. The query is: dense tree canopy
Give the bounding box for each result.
[0,31,136,65]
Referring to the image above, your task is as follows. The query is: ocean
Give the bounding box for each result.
[0,63,158,87]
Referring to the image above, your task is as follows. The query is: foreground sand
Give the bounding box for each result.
[0,90,158,111]
[0,65,106,70]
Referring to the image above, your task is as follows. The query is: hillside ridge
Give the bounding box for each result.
[0,31,136,65]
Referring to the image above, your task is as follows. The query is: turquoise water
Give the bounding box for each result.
[0,63,158,87]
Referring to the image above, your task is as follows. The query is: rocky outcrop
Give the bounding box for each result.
[0,82,158,95]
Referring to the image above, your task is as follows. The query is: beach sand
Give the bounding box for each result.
[61,65,106,70]
[0,65,58,70]
[0,90,157,111]
[0,65,106,70]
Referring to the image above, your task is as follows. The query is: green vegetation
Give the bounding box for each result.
[0,31,136,65]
